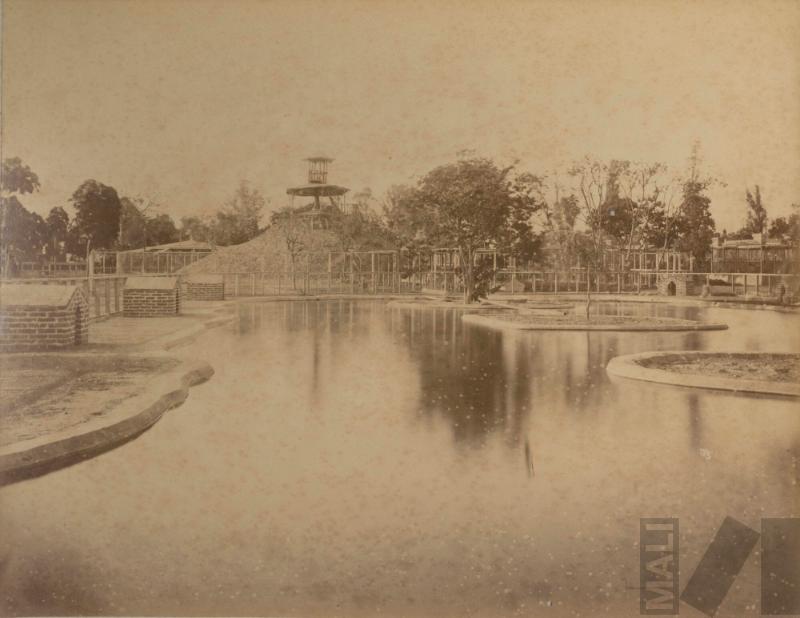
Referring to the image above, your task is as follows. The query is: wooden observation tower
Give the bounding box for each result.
[286,157,349,228]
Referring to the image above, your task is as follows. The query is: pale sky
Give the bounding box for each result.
[2,0,799,232]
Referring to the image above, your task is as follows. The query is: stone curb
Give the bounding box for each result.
[0,359,214,485]
[606,351,800,398]
[461,313,729,332]
[492,293,800,313]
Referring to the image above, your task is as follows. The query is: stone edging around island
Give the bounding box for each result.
[386,299,494,310]
[461,313,728,332]
[386,299,576,311]
[606,351,800,398]
[0,357,214,485]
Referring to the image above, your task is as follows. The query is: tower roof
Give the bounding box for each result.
[286,183,349,197]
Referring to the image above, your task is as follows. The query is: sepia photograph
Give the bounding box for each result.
[0,0,798,616]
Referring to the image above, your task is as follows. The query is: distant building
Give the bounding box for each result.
[711,233,798,274]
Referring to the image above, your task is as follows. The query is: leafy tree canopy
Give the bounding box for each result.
[745,185,768,234]
[70,179,122,251]
[2,157,40,195]
[392,157,543,302]
[214,181,266,245]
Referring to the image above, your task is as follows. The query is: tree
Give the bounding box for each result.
[672,144,717,266]
[769,205,800,243]
[45,206,70,259]
[497,171,546,265]
[383,184,431,250]
[409,157,541,303]
[212,181,265,245]
[2,157,40,195]
[617,160,668,260]
[146,214,179,246]
[349,187,379,215]
[118,197,147,249]
[180,216,213,242]
[675,181,715,265]
[1,158,45,274]
[0,197,48,266]
[745,185,768,234]
[271,206,310,290]
[542,174,581,271]
[568,156,610,317]
[70,179,122,254]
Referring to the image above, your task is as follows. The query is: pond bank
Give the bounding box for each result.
[0,301,235,485]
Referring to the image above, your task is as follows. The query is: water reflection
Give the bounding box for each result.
[1,299,797,617]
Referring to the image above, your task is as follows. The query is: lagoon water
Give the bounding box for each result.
[1,300,798,617]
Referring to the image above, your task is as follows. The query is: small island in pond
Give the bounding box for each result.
[463,311,728,332]
[606,351,800,397]
[640,352,800,384]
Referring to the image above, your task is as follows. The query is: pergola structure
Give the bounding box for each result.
[286,157,349,228]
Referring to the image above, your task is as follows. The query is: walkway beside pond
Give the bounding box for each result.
[0,301,235,483]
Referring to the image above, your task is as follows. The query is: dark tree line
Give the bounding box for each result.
[1,158,268,274]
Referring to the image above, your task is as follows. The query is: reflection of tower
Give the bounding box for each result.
[286,157,349,229]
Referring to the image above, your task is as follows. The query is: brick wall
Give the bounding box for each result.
[186,281,224,301]
[123,288,180,317]
[0,291,89,352]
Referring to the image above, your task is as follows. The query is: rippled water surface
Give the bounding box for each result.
[1,300,798,617]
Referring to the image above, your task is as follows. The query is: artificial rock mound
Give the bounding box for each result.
[180,226,340,275]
